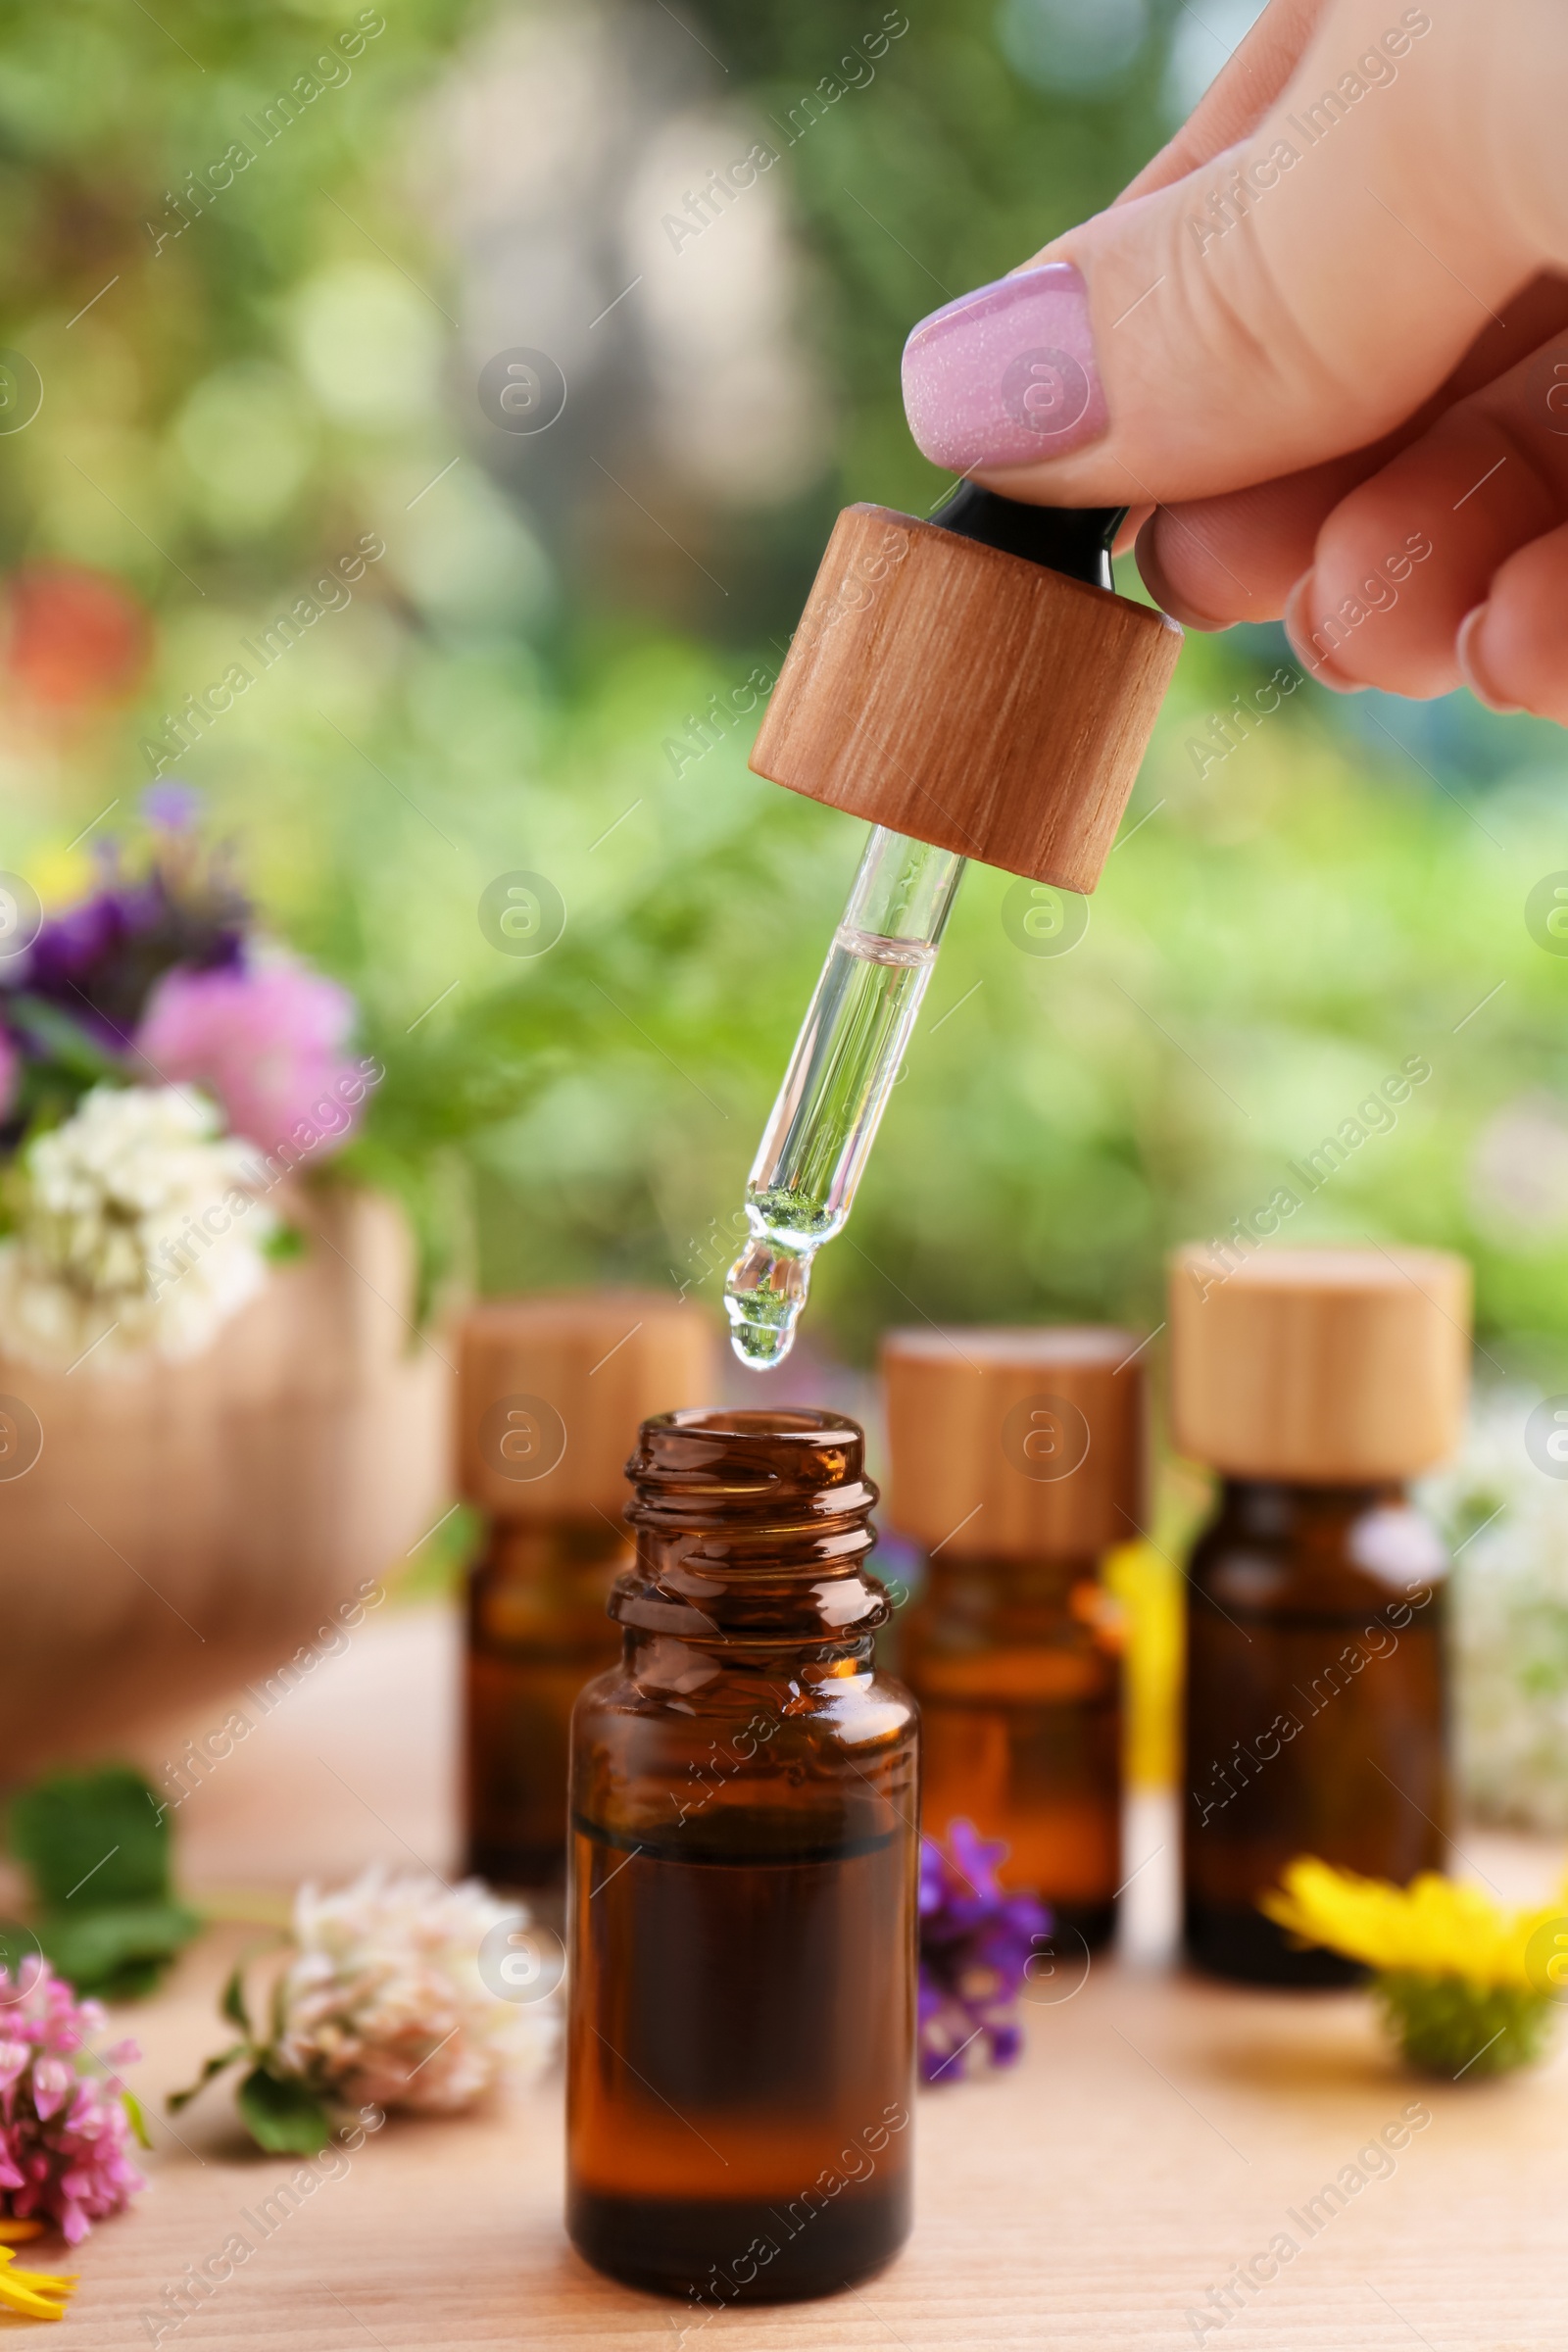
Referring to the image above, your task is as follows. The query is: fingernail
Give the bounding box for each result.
[1283,571,1366,694]
[1456,602,1522,713]
[901,262,1107,472]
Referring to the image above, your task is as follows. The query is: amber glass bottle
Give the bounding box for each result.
[1170,1245,1471,1984]
[567,1408,917,2305]
[884,1328,1144,1945]
[459,1293,713,1890]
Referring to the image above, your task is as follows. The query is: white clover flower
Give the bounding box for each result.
[1422,1390,1568,1832]
[0,1081,274,1371]
[272,1867,558,2114]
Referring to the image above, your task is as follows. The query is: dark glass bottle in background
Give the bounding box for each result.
[884,1327,1145,1946]
[466,1517,627,1890]
[567,1408,917,2305]
[1185,1478,1449,1983]
[1170,1244,1471,1985]
[459,1293,713,1892]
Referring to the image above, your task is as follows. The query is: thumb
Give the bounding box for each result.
[901,0,1556,510]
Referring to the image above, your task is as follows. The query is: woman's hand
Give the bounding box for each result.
[900,0,1568,717]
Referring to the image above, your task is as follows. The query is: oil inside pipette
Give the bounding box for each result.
[724,828,963,1368]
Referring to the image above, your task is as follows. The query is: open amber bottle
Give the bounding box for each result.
[566,1407,917,2304]
[1171,1245,1470,1984]
[884,1327,1144,1944]
[459,1293,712,1890]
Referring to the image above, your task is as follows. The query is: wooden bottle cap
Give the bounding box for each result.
[1168,1245,1471,1481]
[458,1290,716,1521]
[880,1326,1147,1560]
[750,501,1181,892]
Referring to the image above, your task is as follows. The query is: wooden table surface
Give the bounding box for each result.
[23,1602,1568,2351]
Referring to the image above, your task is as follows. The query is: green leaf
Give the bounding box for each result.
[261,1223,307,1263]
[0,1918,38,1971]
[220,1959,254,2036]
[94,1956,168,2001]
[5,996,122,1083]
[235,2065,332,2156]
[121,2090,154,2150]
[167,2044,248,2115]
[9,1765,174,1912]
[35,1899,201,1996]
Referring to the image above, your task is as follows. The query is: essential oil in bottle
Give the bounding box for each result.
[883,1326,1145,1946]
[1170,1244,1471,1985]
[459,1293,713,1892]
[566,1408,917,2304]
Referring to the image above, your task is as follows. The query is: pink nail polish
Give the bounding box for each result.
[901,262,1108,472]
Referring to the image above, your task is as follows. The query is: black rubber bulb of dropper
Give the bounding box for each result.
[930,481,1128,593]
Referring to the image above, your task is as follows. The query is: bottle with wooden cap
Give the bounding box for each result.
[459,1290,714,1890]
[883,1324,1146,1946]
[1169,1244,1471,1984]
[722,486,1181,1370]
[567,1407,916,2301]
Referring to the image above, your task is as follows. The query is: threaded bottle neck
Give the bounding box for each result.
[612,1407,889,1651]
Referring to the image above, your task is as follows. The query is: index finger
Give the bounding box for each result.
[1115,0,1331,204]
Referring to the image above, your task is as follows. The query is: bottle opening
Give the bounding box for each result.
[644,1405,862,1445]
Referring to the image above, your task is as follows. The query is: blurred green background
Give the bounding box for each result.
[2,0,1566,1388]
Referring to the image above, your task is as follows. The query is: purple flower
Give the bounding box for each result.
[17,869,246,1053]
[0,1958,143,2243]
[136,961,364,1159]
[140,780,203,833]
[918,1821,1052,2085]
[23,887,158,1047]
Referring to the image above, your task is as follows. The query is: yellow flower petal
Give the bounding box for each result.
[0,2225,43,2245]
[28,845,95,914]
[1261,1855,1567,1987]
[0,2245,78,2320]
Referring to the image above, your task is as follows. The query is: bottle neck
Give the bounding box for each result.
[609,1531,888,1671]
[1211,1475,1410,1540]
[926,1545,1104,1577]
[612,1407,889,1665]
[1199,1474,1448,1604]
[475,1514,629,1577]
[921,1547,1104,1604]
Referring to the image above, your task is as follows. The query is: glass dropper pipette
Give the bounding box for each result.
[723,487,1152,1372]
[724,824,962,1366]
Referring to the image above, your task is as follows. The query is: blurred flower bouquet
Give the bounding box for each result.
[0,786,378,1373]
[1424,1391,1568,1831]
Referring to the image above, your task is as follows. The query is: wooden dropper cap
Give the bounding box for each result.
[751,487,1182,892]
[458,1290,716,1522]
[1168,1245,1471,1482]
[880,1325,1147,1560]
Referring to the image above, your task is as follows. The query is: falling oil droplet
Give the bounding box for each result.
[723,1229,814,1369]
